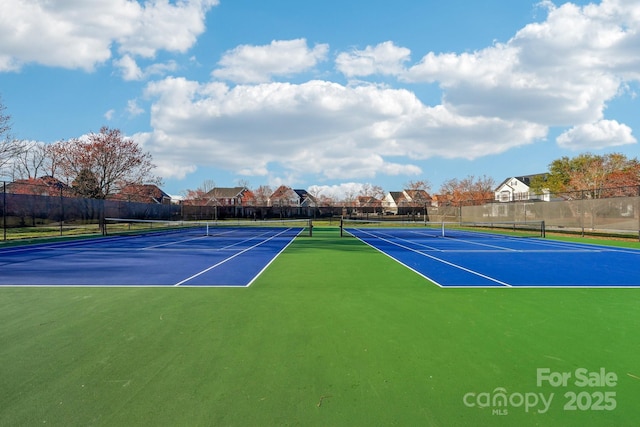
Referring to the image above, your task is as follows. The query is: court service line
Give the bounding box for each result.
[173,228,297,286]
[441,235,521,251]
[141,231,273,251]
[143,236,209,249]
[349,229,512,287]
[362,229,444,251]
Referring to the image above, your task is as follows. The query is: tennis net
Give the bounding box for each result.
[341,218,545,239]
[104,218,313,237]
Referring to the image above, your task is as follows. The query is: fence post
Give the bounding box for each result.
[2,181,6,241]
[99,199,106,236]
[59,186,63,236]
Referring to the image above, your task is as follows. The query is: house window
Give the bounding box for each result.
[500,191,511,202]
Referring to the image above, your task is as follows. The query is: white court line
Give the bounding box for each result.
[173,228,300,286]
[360,229,444,252]
[141,229,277,251]
[372,228,521,252]
[440,236,520,251]
[245,229,304,287]
[349,228,512,287]
[142,236,209,249]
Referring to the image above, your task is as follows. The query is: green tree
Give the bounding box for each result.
[536,153,640,198]
[72,168,103,198]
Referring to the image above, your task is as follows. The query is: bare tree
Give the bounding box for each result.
[0,97,26,177]
[0,96,9,140]
[51,126,161,198]
[439,175,495,206]
[253,185,273,206]
[12,140,50,179]
[181,180,218,205]
[236,178,250,189]
[342,187,358,208]
[358,183,385,199]
[404,179,431,193]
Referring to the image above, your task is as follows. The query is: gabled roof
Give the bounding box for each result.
[356,195,380,205]
[386,189,431,204]
[204,186,247,200]
[496,174,547,190]
[404,189,431,201]
[6,176,70,195]
[387,191,407,203]
[114,184,171,204]
[270,185,298,200]
[294,189,317,205]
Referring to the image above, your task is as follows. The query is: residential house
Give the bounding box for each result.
[114,184,172,204]
[6,176,71,196]
[494,174,549,203]
[269,185,300,207]
[430,193,453,207]
[382,189,431,215]
[201,186,256,217]
[355,195,382,215]
[269,186,317,217]
[294,189,317,208]
[203,187,254,207]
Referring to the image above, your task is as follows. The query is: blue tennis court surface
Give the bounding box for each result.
[0,226,304,287]
[346,227,640,288]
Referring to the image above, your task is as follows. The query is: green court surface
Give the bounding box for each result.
[1,228,639,426]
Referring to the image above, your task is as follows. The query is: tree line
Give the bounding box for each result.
[530,153,640,198]
[2,96,639,205]
[1,97,160,199]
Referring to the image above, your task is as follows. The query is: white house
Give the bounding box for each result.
[382,189,431,214]
[494,175,549,202]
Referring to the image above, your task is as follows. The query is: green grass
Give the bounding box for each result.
[1,228,639,426]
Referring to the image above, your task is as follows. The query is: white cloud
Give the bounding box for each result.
[395,0,640,129]
[141,77,545,181]
[308,182,368,201]
[116,0,218,58]
[114,55,179,81]
[557,120,636,150]
[133,0,640,184]
[212,39,329,83]
[114,55,143,81]
[336,41,411,77]
[127,99,144,117]
[0,0,218,72]
[104,109,115,121]
[7,0,640,187]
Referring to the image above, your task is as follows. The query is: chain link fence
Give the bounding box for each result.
[460,186,640,239]
[2,181,639,241]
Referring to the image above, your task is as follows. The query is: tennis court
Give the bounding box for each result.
[0,221,307,286]
[2,223,640,426]
[343,220,640,288]
[1,218,638,288]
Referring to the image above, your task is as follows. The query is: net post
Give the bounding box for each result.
[340,217,344,237]
[441,220,445,238]
[541,220,546,238]
[308,219,313,237]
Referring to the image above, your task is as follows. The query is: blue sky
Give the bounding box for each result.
[1,0,638,199]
